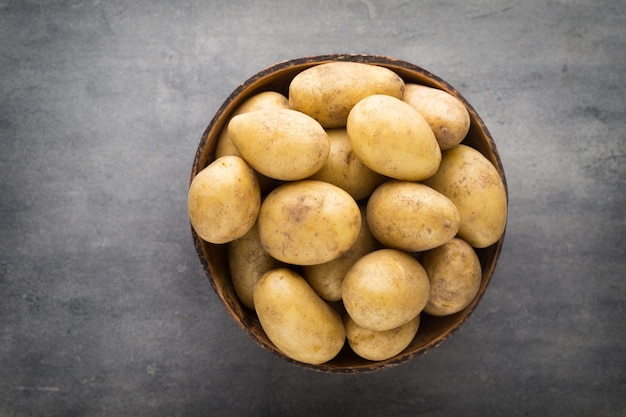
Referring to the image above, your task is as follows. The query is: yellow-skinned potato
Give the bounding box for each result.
[258,180,361,266]
[215,91,288,192]
[188,156,260,244]
[307,128,387,201]
[228,109,330,181]
[216,91,290,158]
[402,84,470,150]
[423,144,507,248]
[302,206,379,302]
[421,238,482,316]
[232,90,290,115]
[342,249,430,331]
[366,181,460,252]
[345,314,420,361]
[228,222,283,310]
[253,268,346,365]
[214,127,276,194]
[347,94,441,181]
[289,62,405,128]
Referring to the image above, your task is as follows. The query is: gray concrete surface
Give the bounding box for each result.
[1,1,625,416]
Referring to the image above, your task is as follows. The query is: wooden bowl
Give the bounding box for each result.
[190,54,507,373]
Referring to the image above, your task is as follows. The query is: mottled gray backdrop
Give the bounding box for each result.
[1,1,625,416]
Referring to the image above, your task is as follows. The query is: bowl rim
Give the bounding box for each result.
[190,54,507,373]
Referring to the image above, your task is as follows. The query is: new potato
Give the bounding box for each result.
[342,249,430,331]
[308,128,386,201]
[345,314,420,361]
[289,61,405,128]
[215,91,290,159]
[347,94,441,181]
[403,83,470,150]
[253,268,346,365]
[257,180,361,266]
[423,144,507,248]
[215,91,289,193]
[366,181,460,252]
[228,222,284,310]
[302,206,379,302]
[228,109,330,181]
[422,238,482,316]
[188,155,260,244]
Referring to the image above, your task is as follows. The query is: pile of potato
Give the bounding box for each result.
[188,62,507,365]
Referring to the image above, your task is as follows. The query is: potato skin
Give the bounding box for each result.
[302,206,379,302]
[253,268,346,365]
[342,249,430,331]
[347,94,441,181]
[216,91,290,159]
[228,222,283,310]
[258,180,361,266]
[289,62,405,128]
[215,92,288,193]
[366,181,460,252]
[228,109,330,181]
[345,314,420,361]
[188,155,260,244]
[307,128,387,201]
[423,144,507,248]
[421,238,482,316]
[402,84,470,150]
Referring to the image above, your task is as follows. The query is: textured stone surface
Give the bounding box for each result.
[1,1,624,416]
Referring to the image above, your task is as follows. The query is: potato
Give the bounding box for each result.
[215,132,277,195]
[307,128,387,201]
[347,94,441,181]
[345,314,420,361]
[215,91,290,159]
[342,249,430,331]
[188,155,260,244]
[258,180,361,266]
[233,90,290,115]
[253,268,346,365]
[402,84,470,150]
[302,206,379,302]
[289,61,405,128]
[423,144,507,248]
[366,180,460,252]
[421,238,482,316]
[215,92,288,193]
[228,222,283,310]
[228,109,330,181]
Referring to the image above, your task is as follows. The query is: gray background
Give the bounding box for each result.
[1,1,625,416]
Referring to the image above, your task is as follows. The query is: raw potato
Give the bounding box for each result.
[188,155,260,244]
[345,314,420,361]
[228,109,330,181]
[258,180,361,266]
[228,222,283,310]
[231,90,290,115]
[215,91,290,159]
[366,181,460,252]
[307,128,387,201]
[289,61,405,128]
[423,144,507,248]
[215,91,288,193]
[421,238,482,316]
[342,249,430,331]
[302,206,379,302]
[402,84,470,150]
[347,94,441,181]
[253,268,346,365]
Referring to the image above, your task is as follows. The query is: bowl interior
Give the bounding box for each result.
[190,54,507,373]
